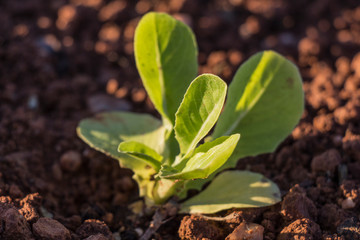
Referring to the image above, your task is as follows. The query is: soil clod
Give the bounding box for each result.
[32,217,71,240]
[225,222,264,240]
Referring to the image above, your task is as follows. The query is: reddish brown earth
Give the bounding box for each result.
[1,0,360,239]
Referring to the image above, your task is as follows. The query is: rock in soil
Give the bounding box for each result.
[76,219,113,239]
[281,189,318,222]
[60,150,82,172]
[178,215,223,240]
[278,218,321,240]
[311,149,342,174]
[0,207,34,240]
[225,222,264,240]
[341,197,356,209]
[32,217,71,240]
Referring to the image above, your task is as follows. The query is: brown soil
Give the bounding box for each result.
[0,0,360,239]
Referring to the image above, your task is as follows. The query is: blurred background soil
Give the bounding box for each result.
[0,0,360,239]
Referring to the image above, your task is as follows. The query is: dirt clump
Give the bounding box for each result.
[0,206,34,240]
[311,149,342,174]
[76,219,113,239]
[281,186,318,222]
[178,215,224,240]
[225,222,264,240]
[32,217,71,240]
[60,150,82,172]
[277,218,321,240]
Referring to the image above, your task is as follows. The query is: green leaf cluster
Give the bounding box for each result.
[77,12,304,213]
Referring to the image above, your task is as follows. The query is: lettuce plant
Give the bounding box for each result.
[77,12,304,214]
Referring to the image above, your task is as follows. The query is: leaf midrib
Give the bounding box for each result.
[153,15,167,119]
[182,90,223,158]
[221,55,284,136]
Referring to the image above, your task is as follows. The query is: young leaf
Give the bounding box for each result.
[212,51,304,167]
[77,111,165,178]
[158,134,240,180]
[174,74,227,158]
[118,141,163,162]
[180,171,281,214]
[118,141,163,171]
[134,12,198,125]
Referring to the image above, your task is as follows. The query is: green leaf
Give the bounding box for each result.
[212,50,304,167]
[180,171,281,214]
[174,74,227,158]
[134,12,198,125]
[159,134,240,180]
[118,141,163,171]
[77,111,165,178]
[118,141,163,162]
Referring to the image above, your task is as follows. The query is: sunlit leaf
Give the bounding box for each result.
[134,12,198,125]
[159,134,239,180]
[118,141,163,171]
[212,51,304,168]
[174,74,227,158]
[180,171,281,214]
[77,111,165,179]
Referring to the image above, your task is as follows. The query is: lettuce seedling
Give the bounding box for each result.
[77,12,304,214]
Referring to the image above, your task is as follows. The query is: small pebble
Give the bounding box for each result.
[40,206,54,218]
[33,217,71,240]
[226,222,264,240]
[106,78,118,94]
[131,88,146,102]
[113,232,121,240]
[115,87,128,98]
[60,150,82,172]
[27,94,39,110]
[134,227,143,237]
[342,198,356,209]
[102,212,113,225]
